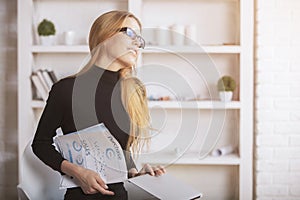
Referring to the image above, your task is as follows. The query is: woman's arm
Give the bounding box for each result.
[125,151,138,178]
[31,83,66,173]
[32,82,114,195]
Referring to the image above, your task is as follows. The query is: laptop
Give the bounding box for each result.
[124,174,202,200]
[124,180,159,200]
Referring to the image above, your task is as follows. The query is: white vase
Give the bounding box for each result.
[219,91,233,102]
[63,31,75,45]
[170,24,185,46]
[40,35,55,46]
[185,24,197,45]
[155,26,170,46]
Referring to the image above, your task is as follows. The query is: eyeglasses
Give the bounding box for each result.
[119,27,145,49]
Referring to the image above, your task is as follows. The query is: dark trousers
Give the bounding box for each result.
[64,183,128,200]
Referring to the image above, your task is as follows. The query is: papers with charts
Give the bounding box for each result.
[54,123,128,189]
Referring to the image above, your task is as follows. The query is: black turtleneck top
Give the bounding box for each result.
[32,65,135,198]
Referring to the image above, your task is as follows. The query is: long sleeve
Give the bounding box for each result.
[125,151,137,171]
[31,82,65,173]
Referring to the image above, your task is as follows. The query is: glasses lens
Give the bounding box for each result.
[138,36,145,49]
[120,27,145,49]
[125,28,136,39]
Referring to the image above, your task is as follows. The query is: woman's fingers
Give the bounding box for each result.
[94,184,115,196]
[95,175,114,195]
[157,165,166,173]
[138,164,167,177]
[83,184,114,196]
[79,168,114,195]
[95,175,108,189]
[144,163,155,176]
[153,165,166,176]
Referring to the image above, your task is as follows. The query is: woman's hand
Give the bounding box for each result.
[129,164,166,178]
[61,160,114,195]
[76,167,114,195]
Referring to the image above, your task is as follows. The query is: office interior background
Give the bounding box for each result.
[1,0,300,199]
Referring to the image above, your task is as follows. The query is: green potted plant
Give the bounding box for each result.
[37,19,56,45]
[217,75,236,102]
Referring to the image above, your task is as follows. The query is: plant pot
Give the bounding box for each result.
[39,35,55,46]
[219,91,233,102]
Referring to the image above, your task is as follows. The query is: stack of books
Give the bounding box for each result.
[31,69,58,101]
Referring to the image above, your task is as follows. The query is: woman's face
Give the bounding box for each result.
[105,17,142,69]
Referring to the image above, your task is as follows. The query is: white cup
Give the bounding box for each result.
[155,26,170,46]
[185,24,197,45]
[170,24,185,46]
[64,31,75,45]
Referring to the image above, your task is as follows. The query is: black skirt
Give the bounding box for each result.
[64,183,128,200]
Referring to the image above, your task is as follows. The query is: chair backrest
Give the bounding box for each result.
[18,140,66,200]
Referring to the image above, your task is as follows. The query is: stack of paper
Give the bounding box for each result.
[54,123,128,189]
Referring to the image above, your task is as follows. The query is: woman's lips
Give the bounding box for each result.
[128,49,137,56]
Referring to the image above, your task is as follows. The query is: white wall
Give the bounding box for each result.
[255,0,300,199]
[0,0,18,199]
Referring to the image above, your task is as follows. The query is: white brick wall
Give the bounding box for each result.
[0,0,18,199]
[255,0,300,199]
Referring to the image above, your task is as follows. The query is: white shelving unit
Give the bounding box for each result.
[32,44,241,54]
[138,153,241,166]
[31,100,241,110]
[31,45,90,53]
[18,0,253,199]
[144,45,242,54]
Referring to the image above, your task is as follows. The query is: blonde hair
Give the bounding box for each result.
[73,10,150,155]
[121,77,151,155]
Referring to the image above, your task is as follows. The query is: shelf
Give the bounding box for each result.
[32,100,241,109]
[137,152,240,165]
[31,100,45,109]
[33,0,127,1]
[31,45,241,54]
[143,45,241,54]
[148,100,241,109]
[143,0,238,2]
[31,45,89,53]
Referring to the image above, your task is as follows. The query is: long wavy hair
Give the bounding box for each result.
[73,10,151,155]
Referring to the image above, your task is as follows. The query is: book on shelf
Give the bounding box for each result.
[41,69,54,90]
[30,73,48,101]
[36,69,50,92]
[31,69,58,101]
[47,68,58,83]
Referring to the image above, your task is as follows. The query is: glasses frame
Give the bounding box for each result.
[119,27,145,49]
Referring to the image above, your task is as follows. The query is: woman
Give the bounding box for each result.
[32,10,165,199]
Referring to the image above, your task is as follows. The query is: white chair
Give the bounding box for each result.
[18,140,66,200]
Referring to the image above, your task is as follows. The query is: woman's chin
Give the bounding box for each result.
[118,62,134,70]
[124,59,136,68]
[117,55,137,69]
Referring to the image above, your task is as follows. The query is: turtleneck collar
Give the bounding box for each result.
[90,64,121,85]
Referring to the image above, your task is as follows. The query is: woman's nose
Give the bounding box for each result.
[132,39,139,48]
